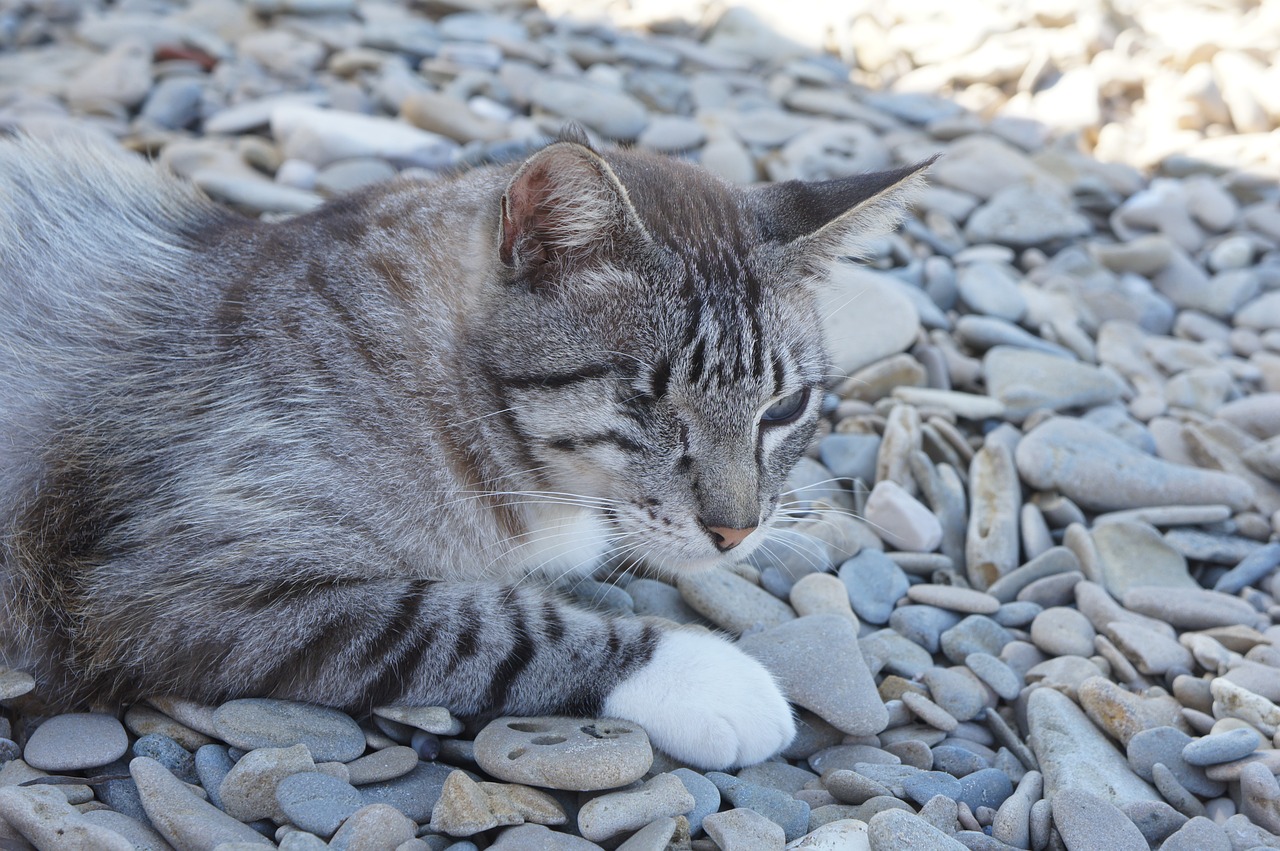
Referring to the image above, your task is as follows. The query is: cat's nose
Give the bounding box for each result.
[707,525,757,551]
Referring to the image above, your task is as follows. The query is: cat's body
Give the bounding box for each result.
[0,132,925,768]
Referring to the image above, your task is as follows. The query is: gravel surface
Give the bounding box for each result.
[2,0,1280,849]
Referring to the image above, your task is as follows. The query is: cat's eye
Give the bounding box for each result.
[760,387,810,427]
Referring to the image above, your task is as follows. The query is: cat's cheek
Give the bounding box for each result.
[602,629,796,770]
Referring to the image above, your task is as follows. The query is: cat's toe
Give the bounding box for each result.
[603,628,795,770]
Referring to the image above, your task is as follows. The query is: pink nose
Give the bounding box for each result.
[708,525,757,551]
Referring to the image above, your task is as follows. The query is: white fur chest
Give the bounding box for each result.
[511,502,611,581]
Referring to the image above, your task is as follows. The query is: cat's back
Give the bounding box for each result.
[0,134,227,509]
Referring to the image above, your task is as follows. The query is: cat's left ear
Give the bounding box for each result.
[750,157,936,278]
[498,142,650,286]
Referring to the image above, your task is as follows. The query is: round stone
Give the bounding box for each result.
[472,717,652,791]
[212,699,366,763]
[24,713,129,772]
[276,771,364,838]
[1029,607,1096,658]
[1183,728,1262,767]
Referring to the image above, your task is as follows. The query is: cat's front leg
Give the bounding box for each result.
[603,627,795,770]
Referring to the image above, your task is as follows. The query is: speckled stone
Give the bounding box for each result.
[739,614,888,736]
[473,717,652,791]
[370,706,463,736]
[212,699,365,763]
[577,773,695,843]
[24,713,129,772]
[132,756,274,849]
[671,768,719,836]
[1078,676,1183,746]
[677,567,796,635]
[219,743,316,823]
[1125,727,1224,797]
[0,785,133,851]
[1052,788,1148,851]
[839,550,910,624]
[703,807,786,850]
[328,803,416,851]
[707,771,810,841]
[345,746,419,785]
[867,808,966,850]
[1182,728,1261,766]
[276,771,364,838]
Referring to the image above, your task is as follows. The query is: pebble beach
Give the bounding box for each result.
[2,0,1280,849]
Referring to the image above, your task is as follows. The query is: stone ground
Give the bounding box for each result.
[1,0,1280,849]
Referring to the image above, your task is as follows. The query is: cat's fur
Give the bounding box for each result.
[0,132,927,768]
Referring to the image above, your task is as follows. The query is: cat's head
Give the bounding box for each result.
[470,140,930,576]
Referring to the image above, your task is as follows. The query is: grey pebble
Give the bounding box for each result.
[922,666,990,721]
[671,768,718,836]
[131,756,273,849]
[706,771,809,842]
[95,757,151,824]
[822,768,892,804]
[986,547,1082,603]
[965,653,1023,701]
[1158,815,1231,851]
[576,773,694,844]
[358,760,457,822]
[838,550,909,624]
[1214,541,1280,594]
[740,614,888,736]
[345,745,419,785]
[677,567,796,635]
[902,770,962,806]
[328,802,416,851]
[1127,727,1223,797]
[627,578,703,624]
[23,712,129,772]
[940,616,1014,665]
[1162,528,1266,564]
[275,771,363,838]
[194,745,234,811]
[1051,787,1147,851]
[867,808,967,850]
[957,768,1013,812]
[212,698,366,763]
[133,734,197,785]
[861,628,935,677]
[1120,799,1188,846]
[1029,606,1096,658]
[907,584,1001,615]
[890,605,962,654]
[702,807,785,851]
[1122,585,1264,630]
[0,785,133,851]
[819,432,881,482]
[1182,727,1261,766]
[1015,571,1084,608]
[1151,762,1207,818]
[80,808,174,851]
[932,745,990,777]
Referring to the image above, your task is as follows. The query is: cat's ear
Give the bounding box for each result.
[498,142,648,283]
[751,158,936,278]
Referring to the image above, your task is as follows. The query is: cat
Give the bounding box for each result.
[0,129,928,770]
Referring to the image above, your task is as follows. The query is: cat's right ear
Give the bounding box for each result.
[498,142,648,286]
[750,158,936,280]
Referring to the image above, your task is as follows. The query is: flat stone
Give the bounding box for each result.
[1026,687,1159,807]
[1214,541,1280,594]
[671,768,719,836]
[789,572,859,624]
[132,757,273,849]
[0,668,35,700]
[1182,728,1261,766]
[79,809,172,851]
[863,480,943,552]
[1052,788,1148,851]
[271,104,455,169]
[212,699,366,763]
[528,78,648,140]
[328,803,416,851]
[838,550,909,625]
[820,266,920,377]
[357,758,456,822]
[1210,679,1280,737]
[473,717,652,791]
[430,770,505,837]
[1108,622,1193,675]
[707,771,810,842]
[702,807,786,850]
[276,771,363,838]
[577,773,695,843]
[1029,607,1096,658]
[1078,676,1183,747]
[345,746,419,785]
[677,567,796,635]
[1159,816,1231,851]
[1090,520,1197,598]
[488,822,605,850]
[906,585,1001,615]
[123,705,213,752]
[1127,727,1224,798]
[219,744,315,823]
[370,706,463,736]
[0,785,133,851]
[984,347,1123,421]
[1122,585,1264,630]
[986,547,1081,603]
[739,614,888,736]
[866,808,966,850]
[24,713,129,772]
[939,616,1014,665]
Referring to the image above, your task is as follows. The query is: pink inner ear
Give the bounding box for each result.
[500,163,555,268]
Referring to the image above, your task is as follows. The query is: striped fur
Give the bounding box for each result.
[0,134,927,767]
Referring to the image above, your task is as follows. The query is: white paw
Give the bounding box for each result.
[603,628,795,770]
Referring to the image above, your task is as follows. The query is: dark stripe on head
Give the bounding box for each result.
[650,359,670,401]
[772,355,785,395]
[687,338,706,385]
[498,362,614,391]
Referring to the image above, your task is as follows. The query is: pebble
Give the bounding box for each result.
[577,773,694,843]
[702,807,786,851]
[23,713,129,772]
[219,743,316,823]
[1052,787,1148,850]
[863,480,943,552]
[355,760,456,823]
[739,615,888,736]
[866,808,966,850]
[671,767,719,836]
[1026,687,1159,807]
[1029,607,1096,658]
[0,785,133,851]
[1122,585,1264,630]
[677,567,796,634]
[1182,727,1262,766]
[472,717,652,791]
[212,699,365,763]
[328,803,416,851]
[131,756,274,849]
[1125,727,1223,797]
[528,78,648,140]
[906,585,1001,615]
[1016,417,1254,511]
[276,771,363,838]
[984,347,1124,421]
[838,550,908,624]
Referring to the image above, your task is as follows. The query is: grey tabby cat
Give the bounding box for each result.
[0,130,927,769]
